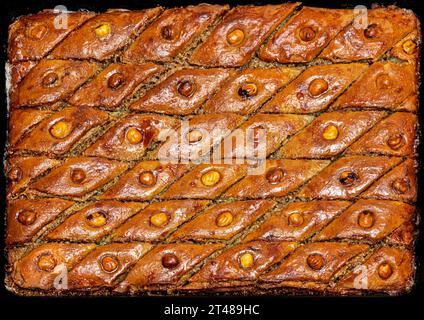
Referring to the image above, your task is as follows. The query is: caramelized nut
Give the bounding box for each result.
[187,129,203,144]
[150,211,169,227]
[139,171,156,186]
[298,26,316,42]
[306,253,324,271]
[162,253,179,268]
[240,252,254,269]
[49,121,71,139]
[339,171,358,186]
[126,127,143,144]
[238,83,258,99]
[27,23,48,40]
[100,255,119,273]
[201,170,221,186]
[266,168,284,185]
[8,167,22,182]
[357,211,375,229]
[392,178,409,194]
[308,78,329,97]
[177,80,196,97]
[86,211,108,228]
[376,74,392,90]
[108,73,125,89]
[17,210,37,226]
[386,134,404,150]
[226,29,245,46]
[70,168,86,184]
[378,262,393,280]
[216,211,234,227]
[322,125,339,140]
[402,39,417,55]
[161,25,179,41]
[42,71,59,87]
[37,253,57,272]
[364,23,380,39]
[288,212,304,227]
[95,23,111,38]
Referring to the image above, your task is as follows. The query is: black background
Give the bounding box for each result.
[0,0,423,318]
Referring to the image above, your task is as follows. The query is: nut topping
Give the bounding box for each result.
[139,171,156,186]
[161,253,179,269]
[177,80,196,97]
[42,71,59,87]
[201,170,221,186]
[378,262,393,280]
[402,40,417,55]
[107,73,126,90]
[27,23,48,40]
[308,78,329,97]
[240,252,254,269]
[339,171,358,186]
[37,253,57,272]
[392,178,409,194]
[266,168,284,185]
[216,211,234,227]
[306,253,325,271]
[150,211,169,227]
[364,23,380,39]
[17,210,37,226]
[70,168,86,184]
[187,129,203,144]
[8,167,22,182]
[386,134,404,150]
[95,23,111,38]
[238,83,258,99]
[357,211,375,229]
[126,127,143,144]
[86,211,108,228]
[298,26,316,42]
[100,255,120,273]
[226,29,245,46]
[322,125,339,140]
[161,25,179,41]
[50,121,71,139]
[288,212,304,227]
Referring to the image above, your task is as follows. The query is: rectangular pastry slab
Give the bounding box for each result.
[4,3,420,296]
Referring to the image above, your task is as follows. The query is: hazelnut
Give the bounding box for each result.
[339,171,358,186]
[201,170,221,186]
[8,167,22,182]
[187,129,203,144]
[70,168,86,184]
[376,74,392,90]
[298,26,316,42]
[308,78,329,97]
[126,127,143,144]
[239,252,254,269]
[37,253,57,272]
[17,210,37,226]
[86,211,108,228]
[107,72,125,90]
[386,134,404,150]
[402,39,417,55]
[139,171,156,186]
[27,23,48,40]
[100,255,119,273]
[266,167,284,185]
[94,23,111,38]
[357,211,375,229]
[364,23,380,39]
[322,125,339,140]
[150,211,169,227]
[177,80,196,98]
[216,211,234,227]
[161,25,178,41]
[238,83,258,99]
[42,71,59,87]
[49,121,71,139]
[288,212,304,227]
[226,29,245,46]
[306,253,325,271]
[161,253,179,269]
[377,262,393,280]
[392,178,409,194]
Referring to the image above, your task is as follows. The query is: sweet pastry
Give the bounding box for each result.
[5,3,419,296]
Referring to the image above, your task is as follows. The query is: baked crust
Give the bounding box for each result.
[5,3,420,296]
